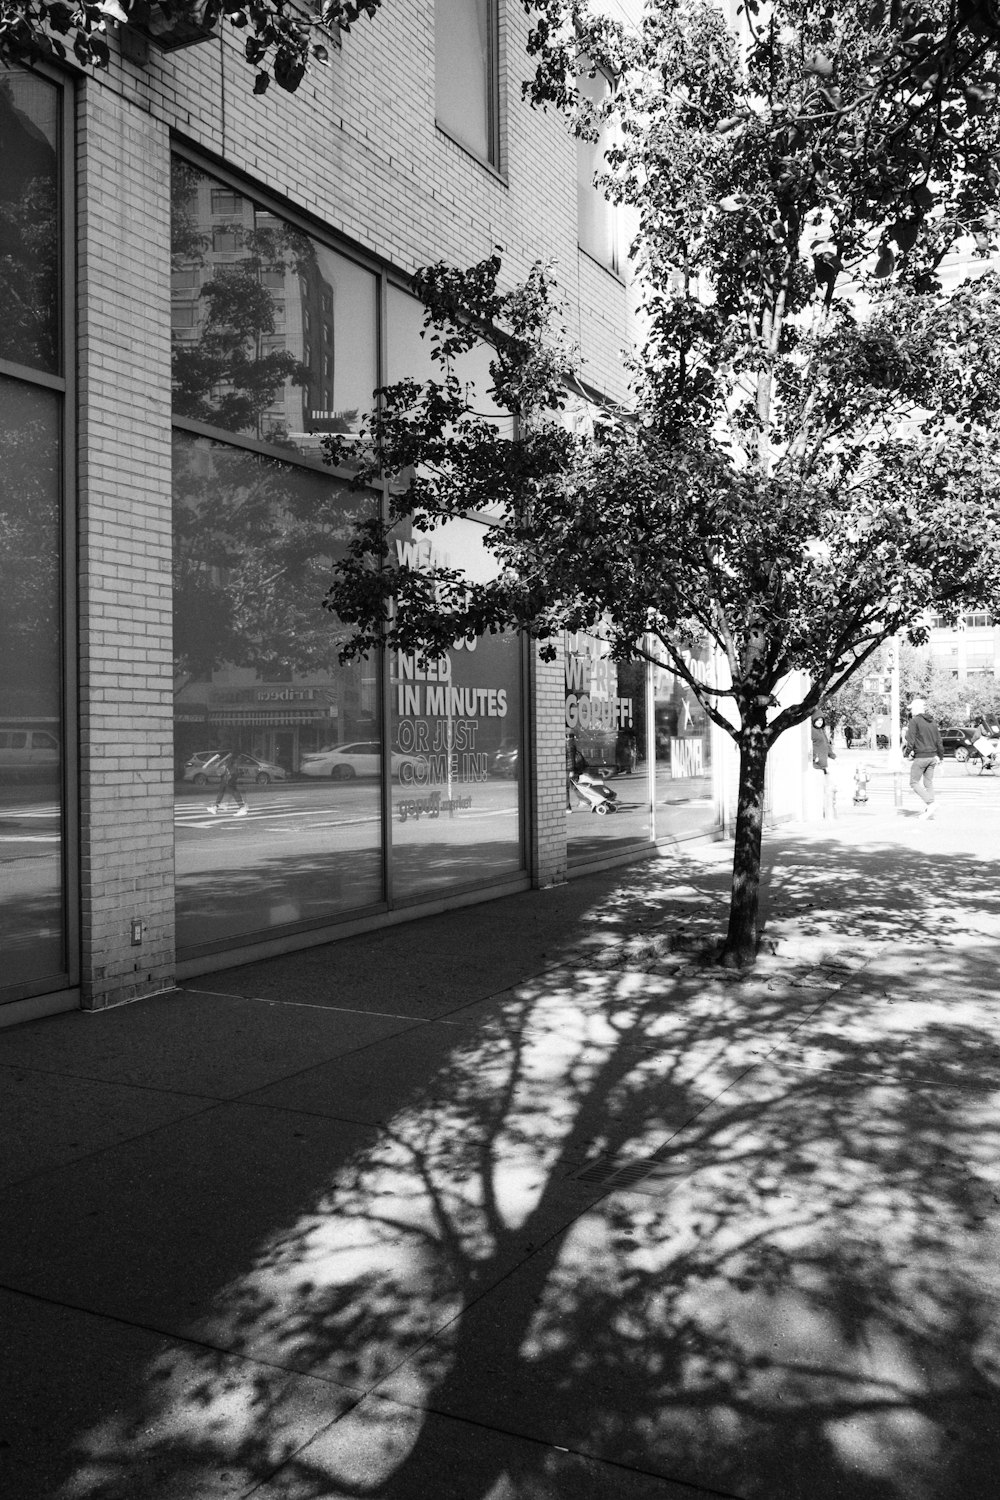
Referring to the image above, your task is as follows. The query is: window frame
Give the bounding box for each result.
[0,62,79,1007]
[434,0,502,173]
[576,61,621,276]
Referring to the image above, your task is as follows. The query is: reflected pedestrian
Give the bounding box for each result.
[904,698,944,820]
[210,750,248,817]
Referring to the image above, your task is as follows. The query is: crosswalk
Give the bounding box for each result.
[175,794,380,831]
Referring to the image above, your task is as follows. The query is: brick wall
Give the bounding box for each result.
[530,641,569,887]
[77,83,175,1008]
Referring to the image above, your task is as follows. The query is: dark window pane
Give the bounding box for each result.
[170,159,377,461]
[435,0,498,164]
[172,431,383,952]
[0,376,65,987]
[0,70,60,373]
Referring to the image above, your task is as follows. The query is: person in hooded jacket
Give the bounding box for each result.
[904,698,945,819]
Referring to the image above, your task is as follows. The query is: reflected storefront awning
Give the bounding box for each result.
[208,709,330,725]
[176,708,331,726]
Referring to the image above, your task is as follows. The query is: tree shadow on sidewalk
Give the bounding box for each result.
[42,839,1000,1500]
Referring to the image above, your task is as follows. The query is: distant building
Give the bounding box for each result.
[925,612,1000,679]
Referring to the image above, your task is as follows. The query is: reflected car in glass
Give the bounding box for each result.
[182,751,290,785]
[300,741,426,780]
[0,726,60,780]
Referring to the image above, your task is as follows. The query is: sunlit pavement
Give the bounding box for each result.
[2,783,1000,1499]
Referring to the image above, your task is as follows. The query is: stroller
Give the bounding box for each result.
[852,763,870,804]
[569,761,619,815]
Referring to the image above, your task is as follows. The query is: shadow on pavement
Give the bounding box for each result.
[3,832,1000,1499]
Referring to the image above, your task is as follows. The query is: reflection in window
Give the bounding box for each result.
[565,631,650,861]
[435,0,499,165]
[170,158,377,459]
[0,70,60,373]
[390,518,523,899]
[577,66,618,271]
[172,432,384,953]
[0,376,65,986]
[651,645,716,840]
[386,283,513,441]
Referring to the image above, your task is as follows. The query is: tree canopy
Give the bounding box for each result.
[3,0,1000,105]
[324,0,1000,964]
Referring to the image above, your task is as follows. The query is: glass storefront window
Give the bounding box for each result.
[389,516,523,899]
[170,160,377,463]
[0,71,61,374]
[171,160,527,947]
[173,432,383,953]
[0,376,65,988]
[565,630,651,861]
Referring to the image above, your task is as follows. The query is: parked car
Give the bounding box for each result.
[182,752,290,785]
[940,726,976,761]
[299,741,426,780]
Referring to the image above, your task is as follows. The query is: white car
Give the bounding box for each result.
[300,741,426,780]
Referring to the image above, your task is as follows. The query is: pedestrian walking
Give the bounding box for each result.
[904,698,944,819]
[210,750,249,817]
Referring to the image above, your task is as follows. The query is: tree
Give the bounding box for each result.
[324,1,1000,966]
[5,0,1000,105]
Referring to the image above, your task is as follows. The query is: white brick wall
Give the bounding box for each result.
[77,84,175,1008]
[531,642,569,886]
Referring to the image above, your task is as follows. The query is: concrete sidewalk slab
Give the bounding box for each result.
[0,1288,355,1500]
[0,989,418,1100]
[0,1064,213,1188]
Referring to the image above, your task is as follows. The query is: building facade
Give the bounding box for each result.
[1,3,802,1028]
[925,612,1000,681]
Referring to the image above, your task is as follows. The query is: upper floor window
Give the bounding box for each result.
[435,0,499,167]
[0,70,62,373]
[170,157,377,457]
[964,611,993,629]
[577,65,618,272]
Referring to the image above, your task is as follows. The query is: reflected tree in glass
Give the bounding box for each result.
[0,71,60,374]
[170,160,314,440]
[172,434,372,691]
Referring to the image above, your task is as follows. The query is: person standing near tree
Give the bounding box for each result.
[904,698,945,820]
[810,715,838,818]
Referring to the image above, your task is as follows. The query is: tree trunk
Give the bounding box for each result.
[720,726,769,967]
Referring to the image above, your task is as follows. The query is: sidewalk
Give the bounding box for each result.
[2,781,1000,1499]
